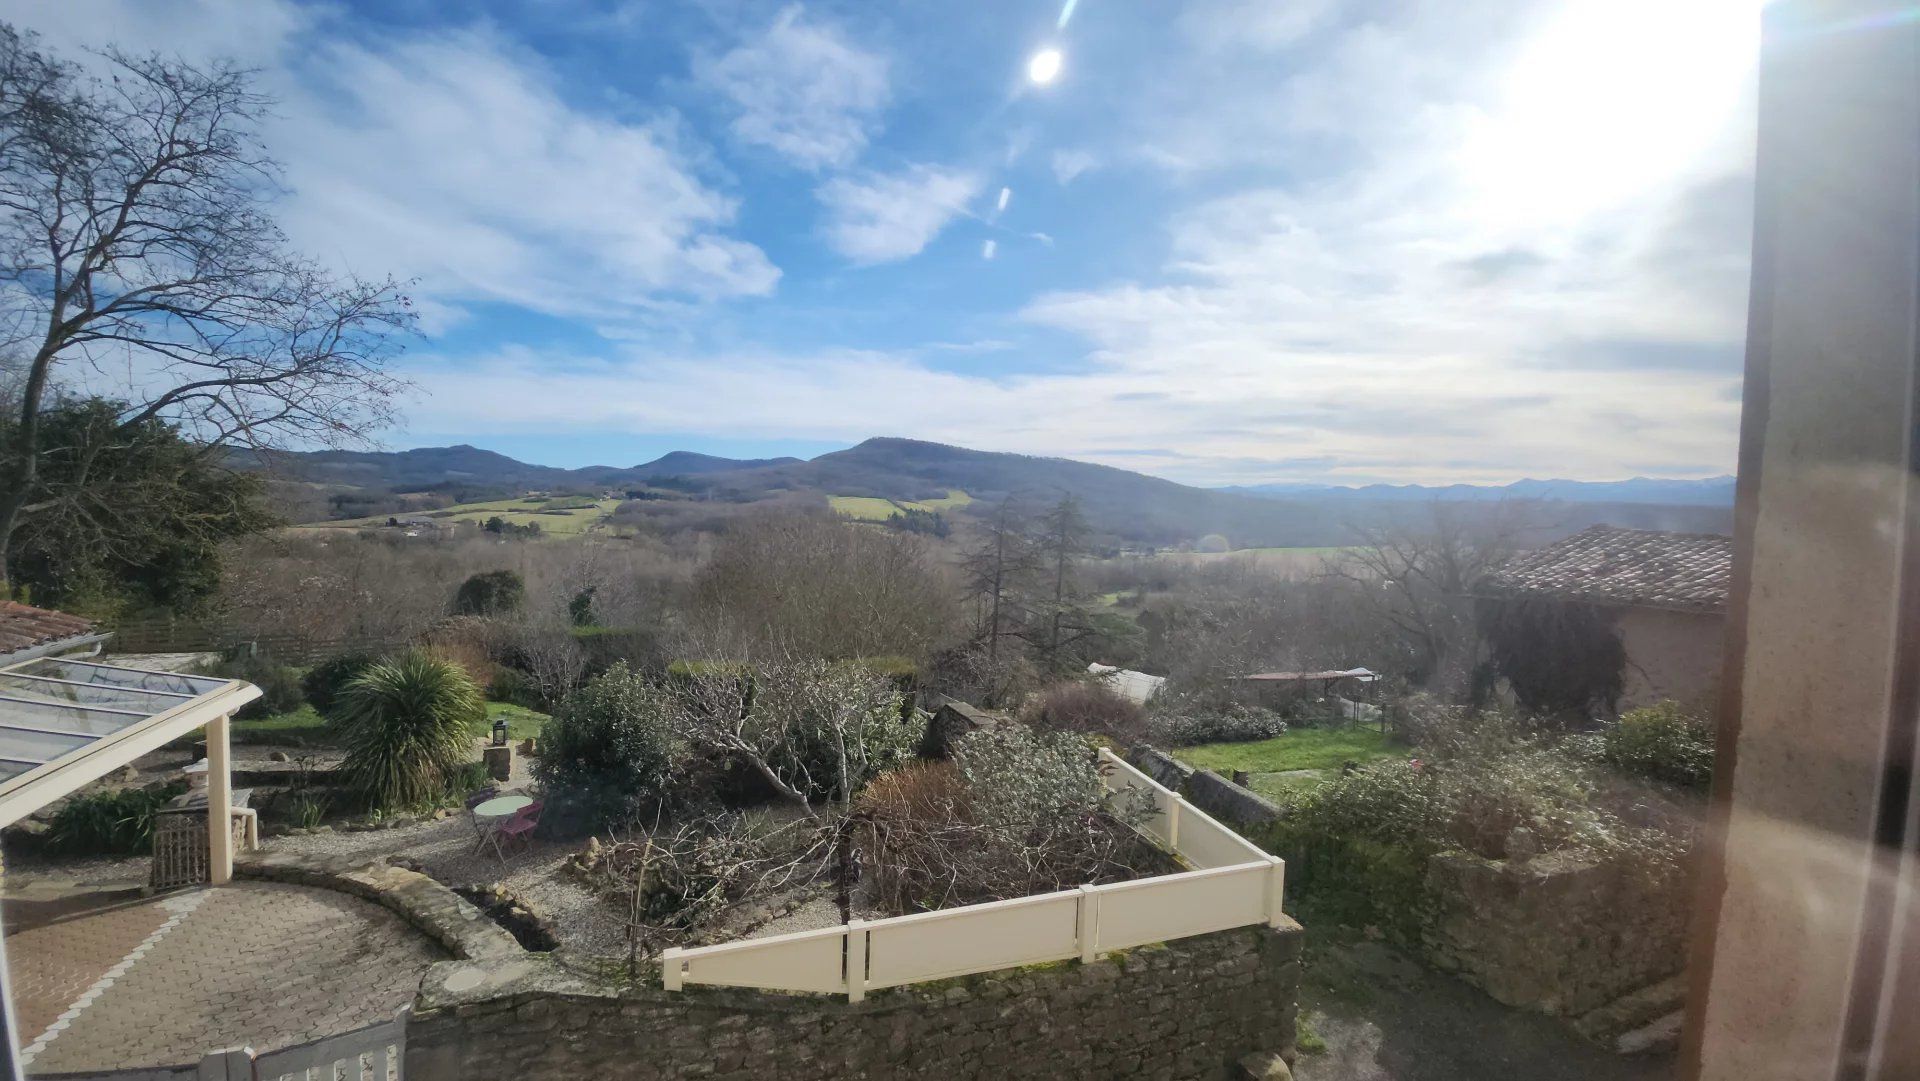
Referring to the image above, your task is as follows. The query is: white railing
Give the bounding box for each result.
[661,748,1283,1001]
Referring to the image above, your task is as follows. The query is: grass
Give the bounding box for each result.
[230,700,549,747]
[233,705,331,746]
[484,701,549,741]
[829,489,971,521]
[316,496,619,536]
[1175,727,1400,774]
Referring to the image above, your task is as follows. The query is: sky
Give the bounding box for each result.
[4,0,1762,487]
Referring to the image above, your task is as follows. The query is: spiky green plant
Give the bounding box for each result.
[336,651,485,811]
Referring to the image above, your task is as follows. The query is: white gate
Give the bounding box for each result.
[34,1008,406,1081]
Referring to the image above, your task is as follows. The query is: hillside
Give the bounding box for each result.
[1224,475,1736,506]
[255,437,1735,547]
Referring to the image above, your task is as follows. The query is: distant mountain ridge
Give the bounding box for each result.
[256,437,1735,546]
[1222,475,1736,506]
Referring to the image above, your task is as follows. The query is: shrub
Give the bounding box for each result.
[208,654,303,720]
[1018,680,1146,744]
[488,666,542,710]
[453,569,525,617]
[855,723,1161,912]
[1268,738,1687,935]
[300,652,377,717]
[46,782,188,854]
[335,650,487,811]
[752,661,919,803]
[1604,701,1715,790]
[537,663,686,832]
[1146,694,1287,746]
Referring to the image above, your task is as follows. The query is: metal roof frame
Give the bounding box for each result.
[0,657,261,829]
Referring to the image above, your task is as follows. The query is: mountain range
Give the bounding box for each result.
[1222,476,1736,506]
[257,437,1735,548]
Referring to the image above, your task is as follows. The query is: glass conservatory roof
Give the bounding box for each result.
[0,657,259,826]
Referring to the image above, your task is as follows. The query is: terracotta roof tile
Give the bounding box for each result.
[0,602,99,656]
[1477,525,1733,613]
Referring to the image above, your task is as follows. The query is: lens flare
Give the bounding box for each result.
[1027,48,1063,85]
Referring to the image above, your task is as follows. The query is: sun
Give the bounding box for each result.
[1460,0,1762,227]
[1028,48,1063,86]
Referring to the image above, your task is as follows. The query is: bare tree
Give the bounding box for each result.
[0,27,414,592]
[1322,501,1537,688]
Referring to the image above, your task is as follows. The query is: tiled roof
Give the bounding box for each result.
[0,602,100,656]
[1476,525,1733,613]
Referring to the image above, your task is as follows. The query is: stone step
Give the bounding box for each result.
[1573,974,1687,1042]
[1613,1010,1684,1056]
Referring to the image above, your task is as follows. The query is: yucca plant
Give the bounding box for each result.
[336,650,485,811]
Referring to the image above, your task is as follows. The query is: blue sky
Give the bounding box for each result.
[8,0,1761,486]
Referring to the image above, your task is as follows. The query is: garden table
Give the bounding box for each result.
[471,793,533,856]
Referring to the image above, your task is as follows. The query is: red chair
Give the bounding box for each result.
[492,800,543,859]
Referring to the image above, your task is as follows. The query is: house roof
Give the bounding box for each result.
[1476,525,1733,614]
[0,602,101,658]
[1242,668,1380,683]
[1088,663,1167,705]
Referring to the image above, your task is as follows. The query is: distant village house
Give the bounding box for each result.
[1474,524,1732,713]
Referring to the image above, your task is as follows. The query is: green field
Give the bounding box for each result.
[829,489,972,521]
[315,495,620,535]
[232,701,549,748]
[1174,728,1402,806]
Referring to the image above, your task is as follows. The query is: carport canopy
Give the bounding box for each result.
[0,656,260,830]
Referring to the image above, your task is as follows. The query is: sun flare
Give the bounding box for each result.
[1028,48,1063,85]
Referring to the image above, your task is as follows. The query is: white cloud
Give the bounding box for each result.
[995,187,1011,214]
[981,240,996,260]
[277,30,778,319]
[695,4,889,171]
[3,0,781,324]
[816,165,981,264]
[1050,149,1096,185]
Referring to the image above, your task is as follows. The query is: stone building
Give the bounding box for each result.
[1474,524,1733,712]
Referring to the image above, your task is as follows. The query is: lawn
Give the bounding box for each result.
[316,496,619,535]
[230,701,549,748]
[232,705,331,746]
[1175,727,1401,774]
[485,701,549,741]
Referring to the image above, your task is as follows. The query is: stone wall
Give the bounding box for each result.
[1421,850,1689,1018]
[1130,748,1285,828]
[405,922,1303,1081]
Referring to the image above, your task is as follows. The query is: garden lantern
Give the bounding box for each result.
[492,717,509,747]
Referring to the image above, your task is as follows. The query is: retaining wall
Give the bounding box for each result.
[405,922,1303,1081]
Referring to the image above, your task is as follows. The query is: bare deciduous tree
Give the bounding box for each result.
[0,26,414,592]
[1322,501,1538,689]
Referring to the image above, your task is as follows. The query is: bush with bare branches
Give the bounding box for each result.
[853,724,1163,912]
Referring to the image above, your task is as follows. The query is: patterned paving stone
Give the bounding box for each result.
[12,882,445,1074]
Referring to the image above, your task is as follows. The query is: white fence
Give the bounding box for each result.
[661,748,1283,1001]
[38,1008,406,1081]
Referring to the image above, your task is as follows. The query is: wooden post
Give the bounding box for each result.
[206,713,232,886]
[1265,856,1286,928]
[846,919,867,1003]
[1077,884,1099,963]
[1167,797,1181,850]
[660,947,683,992]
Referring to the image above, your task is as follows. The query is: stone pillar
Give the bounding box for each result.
[1684,3,1920,1078]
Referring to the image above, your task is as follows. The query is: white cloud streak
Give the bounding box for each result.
[694,4,890,171]
[816,165,982,264]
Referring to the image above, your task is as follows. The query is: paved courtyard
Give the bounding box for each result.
[5,881,445,1074]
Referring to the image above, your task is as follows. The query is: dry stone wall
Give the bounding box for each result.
[405,922,1304,1081]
